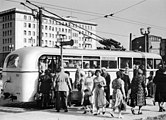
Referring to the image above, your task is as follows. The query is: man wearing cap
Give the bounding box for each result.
[101,67,111,108]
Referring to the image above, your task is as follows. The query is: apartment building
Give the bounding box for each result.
[0,8,97,67]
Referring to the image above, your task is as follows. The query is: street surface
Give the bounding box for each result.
[0,98,166,120]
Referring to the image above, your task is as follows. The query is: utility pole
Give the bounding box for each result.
[129,33,132,51]
[21,0,43,47]
[38,8,42,46]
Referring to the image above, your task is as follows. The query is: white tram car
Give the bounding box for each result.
[1,47,163,102]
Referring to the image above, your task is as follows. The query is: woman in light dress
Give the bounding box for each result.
[91,70,107,115]
[82,70,94,114]
[111,71,126,118]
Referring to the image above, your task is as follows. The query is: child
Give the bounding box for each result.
[82,87,93,114]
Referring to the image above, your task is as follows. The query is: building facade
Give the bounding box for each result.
[0,8,97,67]
[132,35,161,55]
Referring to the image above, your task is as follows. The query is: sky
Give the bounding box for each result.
[1,0,166,50]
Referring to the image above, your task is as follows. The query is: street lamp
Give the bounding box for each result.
[140,27,151,52]
[56,33,67,68]
[9,44,14,52]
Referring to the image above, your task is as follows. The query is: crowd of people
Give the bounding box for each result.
[37,63,166,119]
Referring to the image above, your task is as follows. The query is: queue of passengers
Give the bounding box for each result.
[37,64,166,119]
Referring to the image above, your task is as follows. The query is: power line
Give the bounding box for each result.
[26,0,166,32]
[111,0,147,15]
[96,30,129,37]
[5,0,131,38]
[5,0,166,36]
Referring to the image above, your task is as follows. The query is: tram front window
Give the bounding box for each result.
[6,54,19,68]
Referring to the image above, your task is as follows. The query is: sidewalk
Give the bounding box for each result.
[1,98,166,120]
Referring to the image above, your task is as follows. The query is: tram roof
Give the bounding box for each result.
[11,47,161,59]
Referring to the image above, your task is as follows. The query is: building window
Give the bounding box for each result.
[10,22,12,27]
[45,25,48,30]
[24,15,27,20]
[10,38,12,43]
[33,24,35,28]
[33,31,35,36]
[28,31,31,36]
[28,23,31,28]
[29,16,31,20]
[24,30,26,35]
[45,40,48,44]
[24,38,27,43]
[45,33,48,37]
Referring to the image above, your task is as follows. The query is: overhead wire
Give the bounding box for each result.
[4,0,166,35]
[110,0,147,15]
[5,0,129,38]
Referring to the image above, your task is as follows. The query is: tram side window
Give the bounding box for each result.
[6,54,19,68]
[120,57,132,69]
[63,59,82,69]
[147,59,153,69]
[83,60,100,69]
[154,59,162,69]
[63,55,82,69]
[133,58,145,69]
[101,60,117,69]
[83,56,100,69]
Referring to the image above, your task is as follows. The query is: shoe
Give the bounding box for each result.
[64,109,68,112]
[83,111,87,114]
[90,110,93,113]
[102,108,106,115]
[118,115,123,119]
[153,100,155,106]
[159,107,165,112]
[93,113,98,116]
[109,112,114,117]
[94,112,100,115]
[131,108,135,115]
[162,107,166,111]
[138,111,143,115]
[56,110,60,112]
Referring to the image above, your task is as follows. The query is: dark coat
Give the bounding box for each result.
[39,75,52,94]
[130,75,146,107]
[153,72,166,102]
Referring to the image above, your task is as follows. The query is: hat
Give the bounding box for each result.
[138,69,143,74]
[101,67,106,70]
[120,68,125,71]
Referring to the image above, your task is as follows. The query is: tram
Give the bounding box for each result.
[1,47,163,102]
